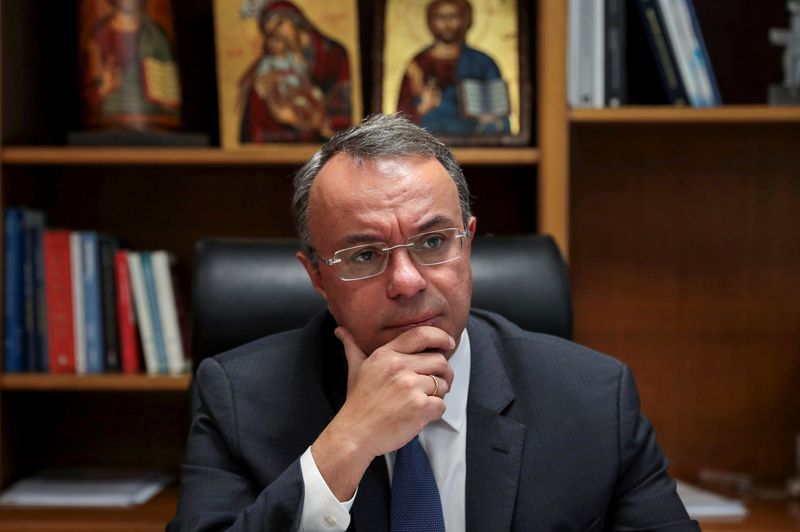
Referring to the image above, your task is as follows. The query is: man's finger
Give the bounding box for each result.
[386,326,455,356]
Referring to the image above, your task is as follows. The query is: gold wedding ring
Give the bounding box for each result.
[429,374,440,398]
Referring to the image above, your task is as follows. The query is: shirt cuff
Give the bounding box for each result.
[299,446,356,531]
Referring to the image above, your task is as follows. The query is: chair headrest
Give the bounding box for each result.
[192,234,572,366]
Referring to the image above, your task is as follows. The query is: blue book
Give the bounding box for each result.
[141,252,168,374]
[33,224,49,372]
[81,232,105,373]
[22,210,46,372]
[4,209,25,372]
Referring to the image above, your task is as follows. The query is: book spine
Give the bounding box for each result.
[127,252,159,374]
[605,0,627,106]
[140,252,168,374]
[4,209,25,372]
[658,0,701,106]
[33,221,49,372]
[22,218,38,371]
[81,232,105,374]
[152,251,186,375]
[567,0,581,107]
[679,0,721,106]
[578,0,596,106]
[591,0,605,108]
[70,232,87,374]
[637,0,689,104]
[43,230,75,373]
[100,236,120,371]
[21,210,46,372]
[115,250,142,374]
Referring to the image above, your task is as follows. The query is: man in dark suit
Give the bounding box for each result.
[170,114,698,531]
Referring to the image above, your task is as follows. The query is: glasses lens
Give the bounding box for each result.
[335,244,388,280]
[410,229,462,265]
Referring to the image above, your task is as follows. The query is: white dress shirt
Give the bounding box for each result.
[299,330,471,531]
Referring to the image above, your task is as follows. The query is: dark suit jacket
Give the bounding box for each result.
[170,309,698,531]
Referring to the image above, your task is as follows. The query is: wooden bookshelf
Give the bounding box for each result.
[0,146,540,167]
[570,105,800,123]
[0,5,558,532]
[2,0,797,529]
[0,484,179,532]
[0,374,191,392]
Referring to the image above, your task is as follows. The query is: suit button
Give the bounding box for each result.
[323,515,337,527]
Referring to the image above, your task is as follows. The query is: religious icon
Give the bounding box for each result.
[215,0,362,147]
[78,0,182,130]
[377,0,530,146]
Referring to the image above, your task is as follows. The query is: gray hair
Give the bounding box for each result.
[292,113,472,264]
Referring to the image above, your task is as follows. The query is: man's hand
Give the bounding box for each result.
[310,325,455,501]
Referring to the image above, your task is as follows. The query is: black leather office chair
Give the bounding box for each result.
[191,234,572,369]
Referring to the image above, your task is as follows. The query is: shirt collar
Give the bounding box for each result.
[440,328,470,432]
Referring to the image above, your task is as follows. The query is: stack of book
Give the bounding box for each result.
[568,0,721,108]
[3,207,189,375]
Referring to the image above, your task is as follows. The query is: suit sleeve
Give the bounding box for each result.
[610,365,701,530]
[168,357,304,532]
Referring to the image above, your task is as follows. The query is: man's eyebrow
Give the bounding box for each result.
[417,214,458,233]
[336,215,459,248]
[340,232,385,246]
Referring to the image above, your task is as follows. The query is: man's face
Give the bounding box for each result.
[429,2,466,44]
[298,154,476,357]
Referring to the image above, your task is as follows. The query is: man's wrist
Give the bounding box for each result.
[299,447,354,531]
[311,421,374,502]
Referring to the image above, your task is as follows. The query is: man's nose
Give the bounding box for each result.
[385,248,426,299]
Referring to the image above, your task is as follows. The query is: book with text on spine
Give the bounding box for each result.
[127,252,159,374]
[43,231,75,373]
[114,250,142,374]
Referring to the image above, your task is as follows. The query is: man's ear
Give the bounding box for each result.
[467,216,477,243]
[297,251,328,301]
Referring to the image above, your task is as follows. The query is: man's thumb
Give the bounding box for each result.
[334,326,366,368]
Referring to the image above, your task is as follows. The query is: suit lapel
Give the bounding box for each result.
[465,315,526,532]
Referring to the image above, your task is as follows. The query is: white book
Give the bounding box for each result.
[69,232,86,374]
[577,0,596,107]
[567,0,582,107]
[676,480,748,518]
[126,252,159,375]
[151,251,186,375]
[0,468,172,508]
[659,0,703,106]
[591,0,605,108]
[673,0,715,106]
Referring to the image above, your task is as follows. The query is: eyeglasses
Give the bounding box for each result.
[319,228,470,281]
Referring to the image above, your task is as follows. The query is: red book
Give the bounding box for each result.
[114,250,142,373]
[43,230,75,373]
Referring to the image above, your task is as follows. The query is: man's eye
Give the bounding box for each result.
[419,235,445,249]
[349,248,379,263]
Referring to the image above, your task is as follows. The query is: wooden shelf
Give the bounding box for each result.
[0,374,191,392]
[0,484,178,532]
[569,105,800,123]
[0,146,540,166]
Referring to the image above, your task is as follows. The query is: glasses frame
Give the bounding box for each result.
[319,228,471,281]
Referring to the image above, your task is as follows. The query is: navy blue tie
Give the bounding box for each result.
[390,436,446,532]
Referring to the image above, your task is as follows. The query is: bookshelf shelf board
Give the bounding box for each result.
[0,484,178,532]
[569,105,800,123]
[0,374,191,392]
[0,146,540,166]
